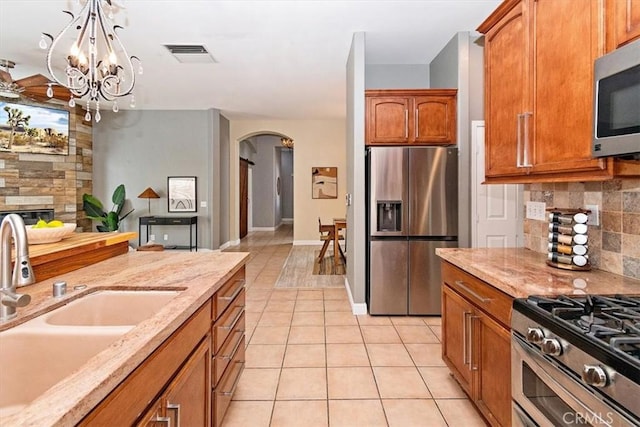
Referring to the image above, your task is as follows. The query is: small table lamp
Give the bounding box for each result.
[138,187,160,215]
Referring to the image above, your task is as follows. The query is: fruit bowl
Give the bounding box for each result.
[26,223,77,244]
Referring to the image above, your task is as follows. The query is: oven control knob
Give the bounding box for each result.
[582,365,608,388]
[541,338,562,356]
[526,327,545,344]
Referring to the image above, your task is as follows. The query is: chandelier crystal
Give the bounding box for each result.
[41,0,141,122]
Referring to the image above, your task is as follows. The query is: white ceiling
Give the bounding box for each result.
[0,0,500,120]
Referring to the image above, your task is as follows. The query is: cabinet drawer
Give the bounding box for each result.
[213,290,245,353]
[213,268,245,320]
[80,299,212,426]
[213,342,245,427]
[212,318,245,387]
[441,261,512,328]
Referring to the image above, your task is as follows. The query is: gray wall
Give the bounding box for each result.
[239,139,257,162]
[280,149,293,219]
[274,146,282,227]
[219,115,231,244]
[346,32,367,308]
[242,135,292,229]
[429,32,484,249]
[365,64,430,89]
[251,135,280,228]
[93,109,228,249]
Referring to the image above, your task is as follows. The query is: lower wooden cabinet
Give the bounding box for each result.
[79,265,246,427]
[138,337,211,426]
[211,271,246,427]
[441,261,512,427]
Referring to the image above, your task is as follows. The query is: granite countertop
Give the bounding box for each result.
[436,247,640,298]
[0,250,249,426]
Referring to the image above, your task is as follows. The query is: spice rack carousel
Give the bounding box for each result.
[546,208,591,271]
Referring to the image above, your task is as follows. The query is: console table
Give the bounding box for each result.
[138,216,198,251]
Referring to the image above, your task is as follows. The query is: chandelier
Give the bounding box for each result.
[41,0,141,122]
[281,137,294,149]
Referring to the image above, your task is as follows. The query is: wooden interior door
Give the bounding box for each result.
[239,158,249,239]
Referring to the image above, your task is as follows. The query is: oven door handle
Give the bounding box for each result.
[512,335,619,426]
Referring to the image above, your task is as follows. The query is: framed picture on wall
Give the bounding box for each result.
[0,101,70,155]
[168,176,197,212]
[312,167,338,199]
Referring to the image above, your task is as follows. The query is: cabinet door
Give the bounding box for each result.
[164,337,211,427]
[366,97,410,144]
[413,96,456,144]
[530,0,607,175]
[474,312,512,427]
[483,1,529,177]
[441,285,473,396]
[607,0,640,50]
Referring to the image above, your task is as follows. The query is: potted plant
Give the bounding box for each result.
[83,184,134,232]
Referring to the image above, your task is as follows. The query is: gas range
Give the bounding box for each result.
[512,294,640,426]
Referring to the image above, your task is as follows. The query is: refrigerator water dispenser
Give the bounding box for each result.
[377,201,402,232]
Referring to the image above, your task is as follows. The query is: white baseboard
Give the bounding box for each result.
[225,239,240,247]
[344,277,367,315]
[250,226,277,231]
[293,240,324,246]
[219,240,233,250]
[281,218,293,224]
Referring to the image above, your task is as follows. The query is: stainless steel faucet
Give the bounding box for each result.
[0,214,34,321]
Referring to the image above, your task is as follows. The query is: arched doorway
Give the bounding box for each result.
[238,132,294,239]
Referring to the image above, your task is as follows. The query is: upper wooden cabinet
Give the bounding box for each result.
[478,0,640,183]
[365,89,457,146]
[606,0,640,51]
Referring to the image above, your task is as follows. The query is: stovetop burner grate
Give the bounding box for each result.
[527,294,640,361]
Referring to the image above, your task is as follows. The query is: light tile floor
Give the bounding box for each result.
[223,225,487,427]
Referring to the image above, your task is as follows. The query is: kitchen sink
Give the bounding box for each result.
[0,289,182,417]
[0,326,128,417]
[44,289,181,326]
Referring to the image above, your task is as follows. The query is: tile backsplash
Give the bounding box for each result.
[523,179,640,280]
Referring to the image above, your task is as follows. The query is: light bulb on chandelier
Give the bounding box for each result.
[42,0,141,123]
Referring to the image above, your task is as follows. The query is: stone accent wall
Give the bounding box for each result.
[523,179,640,280]
[0,104,93,231]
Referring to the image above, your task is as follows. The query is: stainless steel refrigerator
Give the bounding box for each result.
[366,146,458,315]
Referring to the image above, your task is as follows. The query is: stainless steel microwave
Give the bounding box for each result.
[592,38,640,158]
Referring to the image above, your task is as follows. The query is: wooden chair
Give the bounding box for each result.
[318,217,346,262]
[318,217,334,261]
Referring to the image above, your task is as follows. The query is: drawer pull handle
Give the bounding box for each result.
[221,361,245,396]
[470,315,480,371]
[219,279,245,301]
[167,402,180,427]
[463,311,471,367]
[454,280,491,304]
[222,331,245,361]
[150,416,170,426]
[220,307,244,331]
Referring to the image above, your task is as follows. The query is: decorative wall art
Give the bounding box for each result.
[312,167,338,199]
[168,176,197,212]
[0,101,70,155]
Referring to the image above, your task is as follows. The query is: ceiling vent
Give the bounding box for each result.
[163,44,217,64]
